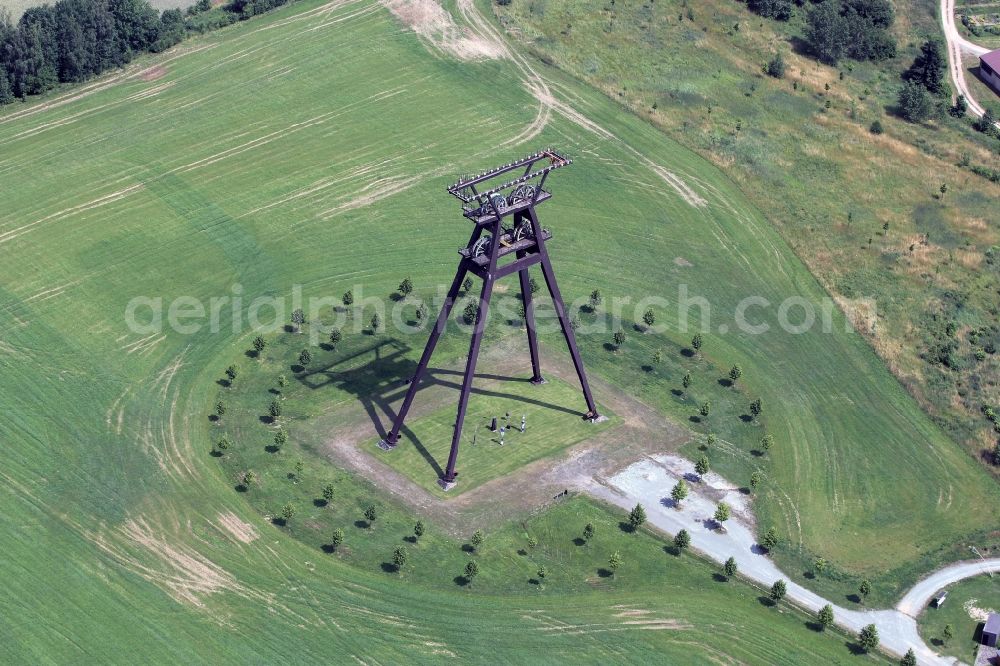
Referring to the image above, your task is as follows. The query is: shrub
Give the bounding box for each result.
[766,53,786,79]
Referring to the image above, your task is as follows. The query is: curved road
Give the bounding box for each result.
[580,455,1000,665]
[941,0,997,122]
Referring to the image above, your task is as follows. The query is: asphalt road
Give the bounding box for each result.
[581,454,1000,666]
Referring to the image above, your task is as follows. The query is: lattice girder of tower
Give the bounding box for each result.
[378,148,603,489]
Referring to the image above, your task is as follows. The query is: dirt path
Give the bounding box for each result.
[941,0,999,127]
[589,456,995,665]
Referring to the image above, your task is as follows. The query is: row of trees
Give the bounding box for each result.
[0,0,295,105]
[0,0,186,102]
[804,0,896,65]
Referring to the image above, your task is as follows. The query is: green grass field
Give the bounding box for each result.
[0,0,992,659]
[918,574,1000,663]
[494,0,1000,603]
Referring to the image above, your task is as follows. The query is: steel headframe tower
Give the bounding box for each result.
[378,149,602,489]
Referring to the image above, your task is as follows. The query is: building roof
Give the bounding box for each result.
[982,49,1000,71]
[986,613,1000,635]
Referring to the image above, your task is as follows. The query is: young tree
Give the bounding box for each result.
[330,528,344,551]
[583,523,595,541]
[713,502,730,528]
[769,579,787,602]
[766,52,786,78]
[906,38,946,95]
[940,183,948,198]
[608,550,623,576]
[728,365,742,386]
[818,603,834,630]
[280,503,295,524]
[242,470,257,487]
[293,460,304,480]
[671,479,689,507]
[462,277,473,294]
[470,529,485,551]
[749,398,762,422]
[814,557,827,576]
[416,303,428,323]
[859,579,872,604]
[760,434,774,454]
[749,470,763,493]
[706,433,717,449]
[398,277,413,298]
[858,623,879,652]
[613,329,626,350]
[269,399,282,421]
[694,455,710,478]
[589,289,602,309]
[950,94,968,118]
[537,565,547,582]
[413,520,425,542]
[943,623,953,645]
[526,536,538,550]
[392,545,407,571]
[529,277,539,294]
[723,556,737,578]
[329,328,342,348]
[642,307,655,328]
[699,401,711,419]
[215,401,226,419]
[298,349,311,367]
[252,335,266,355]
[273,429,287,451]
[463,302,477,325]
[682,372,692,392]
[342,290,354,308]
[898,80,933,123]
[277,375,288,391]
[291,308,305,332]
[370,313,381,333]
[976,107,998,136]
[761,527,779,551]
[628,503,647,530]
[901,648,917,666]
[464,560,479,583]
[363,504,377,528]
[674,529,691,551]
[322,483,335,504]
[215,436,231,455]
[691,333,703,357]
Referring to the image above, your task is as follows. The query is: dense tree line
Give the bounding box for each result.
[0,0,292,105]
[0,0,185,101]
[804,0,896,65]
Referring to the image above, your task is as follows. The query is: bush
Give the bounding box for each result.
[766,53,786,79]
[897,81,933,123]
[748,0,793,21]
[974,108,999,137]
[869,119,884,134]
